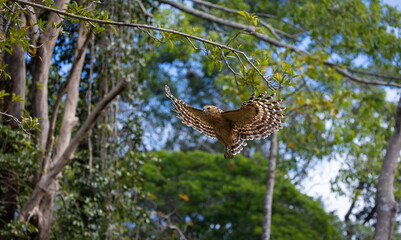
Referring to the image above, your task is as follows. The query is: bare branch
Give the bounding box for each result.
[136,0,153,18]
[191,0,302,39]
[191,0,238,14]
[334,67,401,88]
[259,21,281,41]
[192,0,277,20]
[346,67,401,81]
[220,47,239,77]
[225,31,241,46]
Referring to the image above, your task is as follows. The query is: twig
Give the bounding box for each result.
[0,111,31,135]
[4,2,16,34]
[220,47,239,76]
[136,0,153,18]
[226,31,241,46]
[300,75,316,99]
[259,21,281,41]
[234,51,246,73]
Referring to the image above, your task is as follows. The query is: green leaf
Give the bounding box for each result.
[50,20,56,28]
[237,11,250,19]
[109,24,117,35]
[0,90,10,99]
[12,93,24,102]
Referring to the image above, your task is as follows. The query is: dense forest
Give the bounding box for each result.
[1,0,401,239]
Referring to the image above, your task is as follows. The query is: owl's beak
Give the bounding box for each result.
[203,108,206,114]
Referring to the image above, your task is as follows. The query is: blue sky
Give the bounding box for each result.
[383,0,401,9]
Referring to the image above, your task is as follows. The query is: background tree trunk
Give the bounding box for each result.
[372,96,401,240]
[3,11,26,119]
[261,132,278,240]
[0,10,26,231]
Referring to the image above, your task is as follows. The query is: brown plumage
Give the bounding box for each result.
[165,85,286,159]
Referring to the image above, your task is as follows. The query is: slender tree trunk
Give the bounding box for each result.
[372,96,401,240]
[344,181,363,237]
[261,132,278,240]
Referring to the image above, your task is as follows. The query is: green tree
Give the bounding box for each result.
[141,150,342,240]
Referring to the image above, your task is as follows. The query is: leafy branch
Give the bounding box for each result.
[160,0,401,88]
[0,111,31,135]
[11,0,276,89]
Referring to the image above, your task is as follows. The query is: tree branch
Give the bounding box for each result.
[346,67,401,81]
[159,0,304,53]
[192,0,282,40]
[18,79,129,221]
[0,111,31,135]
[160,0,401,88]
[11,0,274,89]
[334,67,401,88]
[191,0,239,14]
[43,29,93,170]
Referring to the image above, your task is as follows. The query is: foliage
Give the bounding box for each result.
[141,150,342,240]
[0,124,39,237]
[51,151,150,239]
[50,107,149,239]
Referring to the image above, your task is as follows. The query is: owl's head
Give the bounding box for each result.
[203,106,221,114]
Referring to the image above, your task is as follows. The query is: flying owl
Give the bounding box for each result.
[165,85,286,159]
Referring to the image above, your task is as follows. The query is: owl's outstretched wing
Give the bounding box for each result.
[222,92,286,140]
[165,85,216,138]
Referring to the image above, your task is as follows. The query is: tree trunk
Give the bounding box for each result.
[31,0,69,148]
[18,80,128,239]
[372,96,401,240]
[3,12,26,118]
[34,24,91,240]
[261,132,278,240]
[0,10,27,231]
[18,79,128,217]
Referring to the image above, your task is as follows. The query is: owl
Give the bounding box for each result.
[165,85,286,159]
